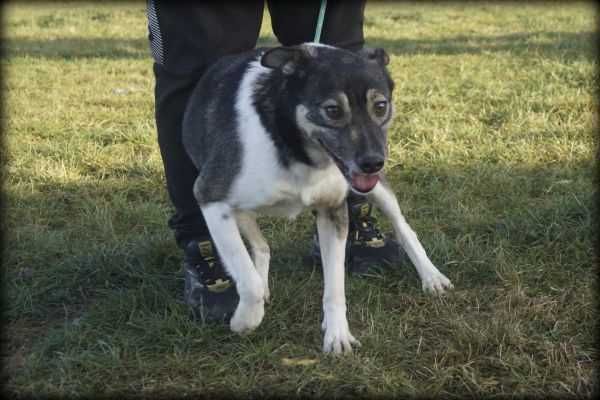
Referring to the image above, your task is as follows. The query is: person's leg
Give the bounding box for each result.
[153,66,205,248]
[147,1,264,322]
[267,0,366,50]
[148,0,264,249]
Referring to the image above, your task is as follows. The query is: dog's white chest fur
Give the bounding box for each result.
[266,162,348,217]
[227,60,348,218]
[231,155,348,218]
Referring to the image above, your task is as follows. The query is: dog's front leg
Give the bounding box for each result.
[201,203,265,333]
[369,182,453,294]
[317,203,361,354]
[236,211,271,303]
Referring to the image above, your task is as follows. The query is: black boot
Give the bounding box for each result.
[345,202,407,275]
[309,202,408,276]
[183,240,239,323]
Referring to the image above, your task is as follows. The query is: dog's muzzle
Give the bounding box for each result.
[318,139,382,194]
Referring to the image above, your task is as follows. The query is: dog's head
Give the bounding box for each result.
[261,43,394,194]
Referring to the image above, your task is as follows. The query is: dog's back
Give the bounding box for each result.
[183,50,261,205]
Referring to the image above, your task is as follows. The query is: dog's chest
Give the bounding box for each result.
[233,161,349,218]
[282,162,348,214]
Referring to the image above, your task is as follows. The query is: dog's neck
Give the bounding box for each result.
[253,71,318,169]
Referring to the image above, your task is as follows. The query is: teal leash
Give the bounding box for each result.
[313,0,327,43]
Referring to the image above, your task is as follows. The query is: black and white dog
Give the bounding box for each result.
[182,43,453,354]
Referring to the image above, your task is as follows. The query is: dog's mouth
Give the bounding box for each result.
[317,139,380,195]
[350,172,380,194]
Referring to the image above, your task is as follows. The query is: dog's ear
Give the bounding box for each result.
[359,47,390,67]
[261,45,315,75]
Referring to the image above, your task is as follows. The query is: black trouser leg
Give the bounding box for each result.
[153,64,206,247]
[147,1,264,248]
[267,0,366,50]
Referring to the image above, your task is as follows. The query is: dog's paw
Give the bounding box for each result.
[421,271,454,294]
[230,299,265,334]
[321,315,361,354]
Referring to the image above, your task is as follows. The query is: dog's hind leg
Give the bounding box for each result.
[236,211,271,303]
[368,182,454,294]
[201,202,265,333]
[317,203,361,354]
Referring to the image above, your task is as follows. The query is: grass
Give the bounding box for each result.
[2,1,597,398]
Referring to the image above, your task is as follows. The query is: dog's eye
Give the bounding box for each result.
[324,105,344,120]
[373,101,388,117]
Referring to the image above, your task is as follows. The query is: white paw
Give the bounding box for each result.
[230,299,265,334]
[321,314,361,354]
[421,271,454,294]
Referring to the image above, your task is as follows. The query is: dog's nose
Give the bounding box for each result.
[357,155,384,174]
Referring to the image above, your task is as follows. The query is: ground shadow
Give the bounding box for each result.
[2,37,151,60]
[4,157,593,321]
[3,31,596,62]
[1,35,281,61]
[368,31,597,62]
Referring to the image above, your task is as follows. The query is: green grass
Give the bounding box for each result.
[2,1,597,398]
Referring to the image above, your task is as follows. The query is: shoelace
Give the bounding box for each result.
[349,204,386,245]
[189,242,231,285]
[197,256,232,293]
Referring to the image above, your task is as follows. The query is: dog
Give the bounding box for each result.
[182,43,453,354]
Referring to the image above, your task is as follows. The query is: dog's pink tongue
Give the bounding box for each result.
[351,173,379,193]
